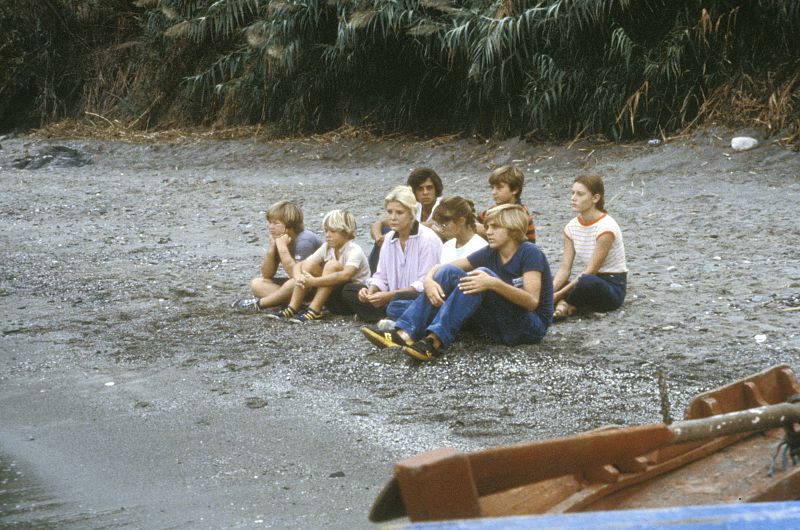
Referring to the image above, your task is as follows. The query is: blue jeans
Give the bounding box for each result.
[395,264,548,348]
[386,292,420,320]
[564,273,626,312]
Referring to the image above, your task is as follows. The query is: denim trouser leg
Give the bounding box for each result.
[470,291,548,345]
[565,274,626,312]
[425,267,491,347]
[395,264,470,343]
[397,265,548,347]
[386,292,420,321]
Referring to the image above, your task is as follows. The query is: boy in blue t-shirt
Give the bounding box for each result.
[232,201,321,312]
[361,204,553,361]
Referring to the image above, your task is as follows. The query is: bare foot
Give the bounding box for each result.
[554,300,576,321]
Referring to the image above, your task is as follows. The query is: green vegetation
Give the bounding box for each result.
[2,0,798,141]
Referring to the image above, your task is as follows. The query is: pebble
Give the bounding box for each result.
[245,397,268,409]
[754,334,767,343]
[731,137,758,151]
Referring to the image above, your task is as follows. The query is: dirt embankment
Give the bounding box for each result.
[1,130,798,528]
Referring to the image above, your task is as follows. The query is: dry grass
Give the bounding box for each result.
[31,118,461,147]
[31,108,798,149]
[34,118,274,144]
[689,72,800,147]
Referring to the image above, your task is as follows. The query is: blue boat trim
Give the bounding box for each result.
[397,501,800,529]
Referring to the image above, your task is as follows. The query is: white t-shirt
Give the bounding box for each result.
[440,233,488,264]
[564,213,627,273]
[307,240,371,284]
[415,197,442,222]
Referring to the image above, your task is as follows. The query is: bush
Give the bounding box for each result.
[2,0,798,142]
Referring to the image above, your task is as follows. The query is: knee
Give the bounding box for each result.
[250,276,268,290]
[434,263,465,284]
[322,260,343,273]
[475,266,497,278]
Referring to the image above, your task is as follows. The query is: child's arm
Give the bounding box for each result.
[260,238,279,279]
[459,269,541,311]
[275,234,298,278]
[370,219,388,244]
[423,258,473,306]
[302,265,359,288]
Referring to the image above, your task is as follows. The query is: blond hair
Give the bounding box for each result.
[384,185,417,213]
[484,204,528,243]
[322,209,357,239]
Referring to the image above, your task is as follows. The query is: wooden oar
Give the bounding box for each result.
[369,401,800,522]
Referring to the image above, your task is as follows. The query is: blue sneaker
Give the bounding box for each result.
[232,298,261,313]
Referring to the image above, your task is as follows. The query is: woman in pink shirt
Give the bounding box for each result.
[342,186,442,322]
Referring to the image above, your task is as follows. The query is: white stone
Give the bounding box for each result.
[731,136,758,151]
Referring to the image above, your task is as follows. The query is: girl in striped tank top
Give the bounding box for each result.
[553,175,627,320]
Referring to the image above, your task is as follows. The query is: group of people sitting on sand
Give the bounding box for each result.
[232,166,627,361]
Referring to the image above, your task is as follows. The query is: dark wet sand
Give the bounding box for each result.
[1,131,798,528]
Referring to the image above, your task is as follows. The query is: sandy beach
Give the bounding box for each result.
[1,130,798,528]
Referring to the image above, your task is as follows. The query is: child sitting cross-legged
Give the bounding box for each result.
[232,200,321,313]
[270,209,371,323]
[361,204,553,361]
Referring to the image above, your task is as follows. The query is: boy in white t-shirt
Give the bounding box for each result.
[271,210,370,323]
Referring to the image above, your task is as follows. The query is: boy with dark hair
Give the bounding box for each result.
[475,165,536,243]
[368,167,445,272]
[232,201,321,312]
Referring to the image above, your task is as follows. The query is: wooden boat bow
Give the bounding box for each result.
[370,364,800,523]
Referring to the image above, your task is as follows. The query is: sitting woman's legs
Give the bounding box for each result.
[341,282,386,322]
[564,273,626,312]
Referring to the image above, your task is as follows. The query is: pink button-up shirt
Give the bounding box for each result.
[369,222,442,292]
